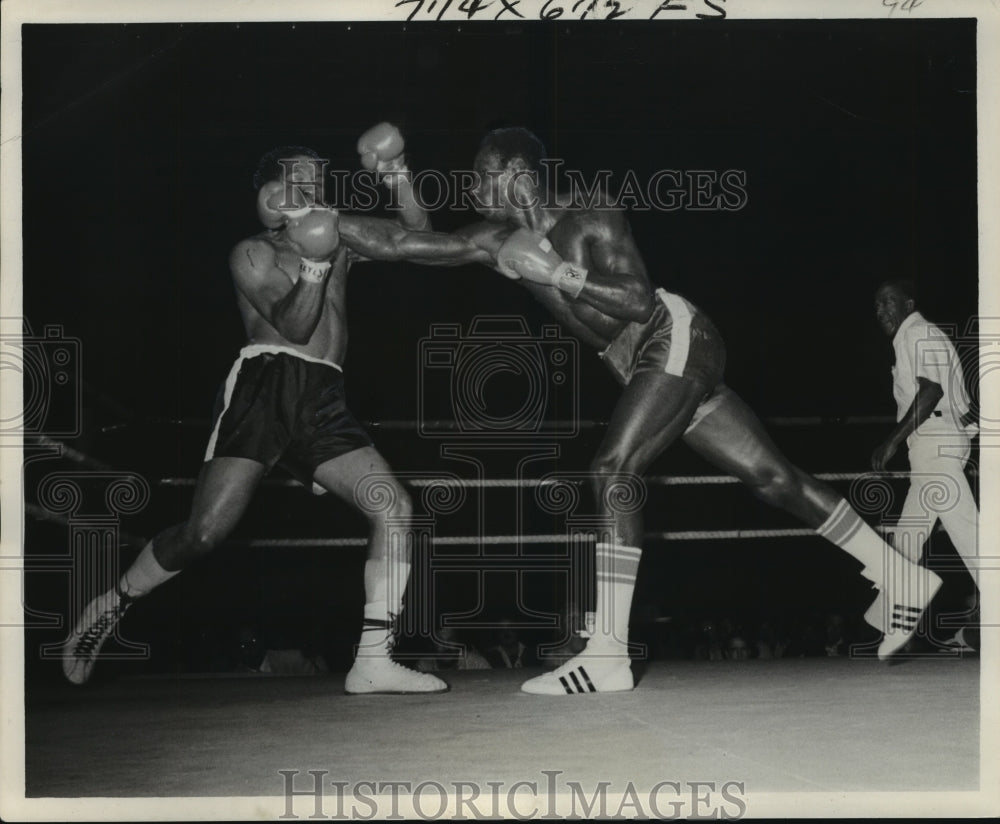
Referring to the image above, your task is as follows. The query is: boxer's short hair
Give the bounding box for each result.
[479,127,547,173]
[253,145,321,191]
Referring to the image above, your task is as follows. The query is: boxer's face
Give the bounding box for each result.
[874,285,913,337]
[472,148,508,220]
[472,149,535,222]
[281,155,324,206]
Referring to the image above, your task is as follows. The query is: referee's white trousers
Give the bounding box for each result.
[893,422,978,576]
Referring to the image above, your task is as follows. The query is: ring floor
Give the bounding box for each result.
[25,657,978,798]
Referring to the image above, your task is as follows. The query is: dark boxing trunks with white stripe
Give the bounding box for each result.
[205,344,372,483]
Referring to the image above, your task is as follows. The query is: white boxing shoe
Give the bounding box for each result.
[521,648,633,695]
[62,588,132,685]
[865,560,943,660]
[345,656,449,695]
[864,588,885,633]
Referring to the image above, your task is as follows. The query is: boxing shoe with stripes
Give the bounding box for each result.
[864,560,943,660]
[62,587,132,685]
[521,649,633,695]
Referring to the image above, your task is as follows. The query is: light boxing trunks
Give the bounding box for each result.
[205,344,373,483]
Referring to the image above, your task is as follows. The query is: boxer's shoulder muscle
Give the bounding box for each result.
[577,205,629,236]
[230,235,301,297]
[553,205,626,244]
[230,236,275,281]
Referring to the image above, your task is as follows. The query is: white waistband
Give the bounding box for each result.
[239,343,342,371]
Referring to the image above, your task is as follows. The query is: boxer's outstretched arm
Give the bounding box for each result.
[390,176,432,232]
[339,215,494,267]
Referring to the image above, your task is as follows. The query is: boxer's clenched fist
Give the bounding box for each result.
[287,208,340,282]
[357,122,408,188]
[495,228,589,298]
[287,208,340,260]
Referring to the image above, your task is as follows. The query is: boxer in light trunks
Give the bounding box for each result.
[62,139,446,694]
[337,126,945,693]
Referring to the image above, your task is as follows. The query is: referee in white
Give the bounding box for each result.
[871,279,978,623]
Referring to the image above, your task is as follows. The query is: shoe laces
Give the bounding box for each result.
[73,597,130,657]
[360,611,401,654]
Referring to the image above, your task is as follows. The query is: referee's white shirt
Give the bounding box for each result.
[891,310,971,431]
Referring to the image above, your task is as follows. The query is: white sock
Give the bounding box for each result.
[357,558,411,657]
[363,557,411,614]
[589,543,641,654]
[816,499,901,586]
[357,600,393,655]
[118,542,179,598]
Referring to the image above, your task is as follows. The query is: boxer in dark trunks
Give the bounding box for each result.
[338,126,944,692]
[62,143,446,694]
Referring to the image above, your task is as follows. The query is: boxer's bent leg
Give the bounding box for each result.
[314,447,445,693]
[593,369,708,544]
[63,456,266,685]
[313,446,414,615]
[682,387,941,655]
[588,370,706,650]
[150,457,268,573]
[521,370,705,694]
[680,387,837,527]
[681,387,893,571]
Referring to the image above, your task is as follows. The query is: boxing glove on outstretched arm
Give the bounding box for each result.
[494,228,589,297]
[357,122,431,231]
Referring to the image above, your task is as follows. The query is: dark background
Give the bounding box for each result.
[20,20,979,678]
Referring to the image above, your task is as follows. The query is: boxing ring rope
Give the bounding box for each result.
[153,454,911,546]
[158,471,911,489]
[28,427,910,548]
[246,528,833,549]
[182,471,904,547]
[20,503,149,552]
[368,415,896,430]
[99,415,895,436]
[35,434,114,471]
